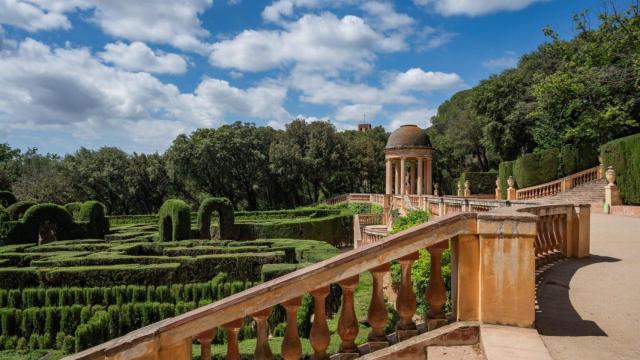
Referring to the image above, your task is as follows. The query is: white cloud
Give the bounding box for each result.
[388,68,463,92]
[0,38,290,151]
[335,104,382,122]
[387,107,437,131]
[0,1,214,53]
[482,52,518,70]
[210,12,406,72]
[361,1,414,31]
[262,0,354,23]
[413,0,547,16]
[99,42,187,74]
[416,26,457,51]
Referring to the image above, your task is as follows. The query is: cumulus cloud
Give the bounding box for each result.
[482,51,519,70]
[388,68,464,93]
[413,0,547,16]
[261,0,355,23]
[0,0,214,52]
[387,107,437,131]
[335,104,383,122]
[99,42,188,74]
[361,1,414,31]
[210,12,407,73]
[416,26,457,51]
[0,38,290,150]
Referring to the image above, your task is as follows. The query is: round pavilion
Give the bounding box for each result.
[384,124,433,195]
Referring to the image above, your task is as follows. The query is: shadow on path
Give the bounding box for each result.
[536,255,620,337]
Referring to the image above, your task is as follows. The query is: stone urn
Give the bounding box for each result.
[606,166,616,186]
[456,182,462,196]
[507,176,515,189]
[434,183,440,196]
[464,180,470,191]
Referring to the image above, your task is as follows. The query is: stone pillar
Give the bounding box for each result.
[495,177,501,200]
[394,160,400,195]
[605,166,622,208]
[417,158,423,196]
[426,157,433,195]
[410,160,416,195]
[463,180,471,197]
[385,159,392,195]
[507,176,517,201]
[476,213,537,327]
[400,158,407,195]
[159,338,192,360]
[573,204,591,258]
[451,234,480,322]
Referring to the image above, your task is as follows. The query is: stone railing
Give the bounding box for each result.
[65,201,591,360]
[516,165,602,200]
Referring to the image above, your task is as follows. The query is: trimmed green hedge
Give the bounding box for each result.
[0,204,86,245]
[513,148,559,189]
[63,203,82,220]
[601,133,640,205]
[5,202,36,221]
[158,199,190,242]
[0,192,16,208]
[77,201,109,238]
[197,198,234,240]
[0,206,7,224]
[459,172,497,195]
[559,145,599,176]
[498,161,515,199]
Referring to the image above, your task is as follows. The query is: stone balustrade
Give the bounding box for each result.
[64,201,590,360]
[516,165,602,200]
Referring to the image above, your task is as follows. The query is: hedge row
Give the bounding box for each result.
[458,171,498,195]
[0,192,16,208]
[5,202,36,221]
[0,274,257,309]
[158,199,191,242]
[498,161,515,199]
[197,197,234,240]
[601,133,640,205]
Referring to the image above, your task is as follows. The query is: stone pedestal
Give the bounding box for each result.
[507,187,516,201]
[605,185,622,206]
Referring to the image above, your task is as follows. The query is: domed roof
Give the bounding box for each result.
[385,125,431,149]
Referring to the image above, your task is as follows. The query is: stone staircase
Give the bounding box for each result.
[544,179,606,205]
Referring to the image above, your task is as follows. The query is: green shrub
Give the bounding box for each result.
[391,210,430,234]
[0,192,16,208]
[0,205,7,224]
[0,268,39,289]
[559,144,599,177]
[77,201,110,238]
[458,172,498,195]
[498,161,515,198]
[260,263,309,282]
[5,202,36,222]
[38,263,181,287]
[64,203,83,220]
[158,199,190,242]
[513,148,559,188]
[197,198,234,240]
[19,204,83,244]
[601,133,640,205]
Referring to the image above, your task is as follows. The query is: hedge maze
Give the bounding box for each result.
[0,195,352,357]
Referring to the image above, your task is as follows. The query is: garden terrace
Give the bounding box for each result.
[66,201,590,360]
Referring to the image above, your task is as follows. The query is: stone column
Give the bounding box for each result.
[400,158,407,195]
[385,159,392,195]
[394,160,400,195]
[409,160,416,195]
[417,158,423,196]
[426,157,433,195]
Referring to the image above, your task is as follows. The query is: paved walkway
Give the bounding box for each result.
[536,213,640,360]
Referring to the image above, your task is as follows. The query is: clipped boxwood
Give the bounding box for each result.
[559,145,599,177]
[77,201,109,238]
[459,171,497,195]
[601,133,640,205]
[0,192,16,208]
[21,204,80,245]
[6,201,36,221]
[498,161,515,199]
[158,199,190,242]
[64,202,83,220]
[0,205,7,223]
[513,148,559,189]
[197,197,234,240]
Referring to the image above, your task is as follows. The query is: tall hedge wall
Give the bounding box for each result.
[77,201,109,238]
[513,148,559,189]
[197,198,234,240]
[6,201,36,221]
[498,161,515,199]
[158,199,190,242]
[601,133,640,205]
[0,192,16,208]
[21,204,81,245]
[459,172,497,195]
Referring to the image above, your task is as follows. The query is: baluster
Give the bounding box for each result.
[224,319,243,360]
[367,264,390,351]
[541,216,552,263]
[337,275,360,357]
[534,218,543,265]
[197,329,216,360]
[426,243,449,330]
[396,253,418,340]
[253,308,274,360]
[281,298,302,360]
[310,287,330,360]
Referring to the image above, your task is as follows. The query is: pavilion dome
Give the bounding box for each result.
[385,125,431,149]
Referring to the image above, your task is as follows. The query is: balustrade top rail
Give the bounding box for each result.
[516,165,601,200]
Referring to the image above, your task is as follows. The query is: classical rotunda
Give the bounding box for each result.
[384,124,433,196]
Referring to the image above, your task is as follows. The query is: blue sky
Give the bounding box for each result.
[0,0,632,155]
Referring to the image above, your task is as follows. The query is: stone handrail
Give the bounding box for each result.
[65,200,592,360]
[516,165,602,200]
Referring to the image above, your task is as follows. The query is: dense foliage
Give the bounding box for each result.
[429,4,640,192]
[157,199,191,242]
[0,121,387,215]
[601,133,640,204]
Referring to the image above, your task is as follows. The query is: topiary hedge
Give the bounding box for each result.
[513,148,559,189]
[158,199,190,242]
[458,171,497,195]
[559,144,599,177]
[498,161,515,199]
[0,192,16,208]
[0,205,7,224]
[197,198,234,240]
[6,201,36,221]
[77,201,109,238]
[601,133,640,205]
[64,203,83,220]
